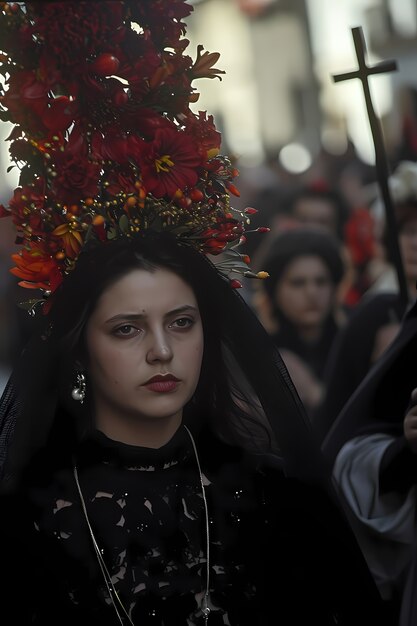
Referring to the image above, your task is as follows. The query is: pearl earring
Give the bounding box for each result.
[71,372,86,404]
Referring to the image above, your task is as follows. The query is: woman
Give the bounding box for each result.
[0,1,388,623]
[0,233,388,625]
[254,228,346,414]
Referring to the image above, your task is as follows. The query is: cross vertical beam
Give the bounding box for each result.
[333,26,408,310]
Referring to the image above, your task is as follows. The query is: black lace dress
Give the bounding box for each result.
[8,426,268,625]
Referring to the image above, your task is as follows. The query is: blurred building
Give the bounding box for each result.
[186,0,417,173]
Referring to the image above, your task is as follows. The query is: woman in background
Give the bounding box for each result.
[254,228,347,415]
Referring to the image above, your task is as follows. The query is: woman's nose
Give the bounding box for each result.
[146,331,173,363]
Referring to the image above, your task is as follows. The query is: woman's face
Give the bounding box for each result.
[84,267,204,431]
[274,255,334,331]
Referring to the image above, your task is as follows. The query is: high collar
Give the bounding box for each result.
[76,424,194,472]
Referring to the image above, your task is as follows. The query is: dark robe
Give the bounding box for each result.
[322,297,417,626]
[315,292,407,442]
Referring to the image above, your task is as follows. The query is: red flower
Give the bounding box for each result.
[10,244,63,291]
[138,127,202,198]
[1,70,48,130]
[51,154,101,205]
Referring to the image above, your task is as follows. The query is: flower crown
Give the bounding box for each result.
[0,1,268,311]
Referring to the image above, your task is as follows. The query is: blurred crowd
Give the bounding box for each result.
[228,136,417,446]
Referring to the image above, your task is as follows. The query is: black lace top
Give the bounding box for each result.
[28,426,261,625]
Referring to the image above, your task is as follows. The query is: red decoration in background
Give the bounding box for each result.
[343,206,378,307]
[344,207,376,266]
[307,179,331,193]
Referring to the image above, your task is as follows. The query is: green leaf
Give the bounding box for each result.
[119,214,129,233]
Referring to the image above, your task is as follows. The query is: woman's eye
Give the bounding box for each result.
[114,325,141,337]
[170,317,194,329]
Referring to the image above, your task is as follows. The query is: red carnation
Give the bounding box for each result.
[138,127,202,198]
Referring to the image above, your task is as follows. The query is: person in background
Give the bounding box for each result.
[315,161,417,443]
[322,295,417,626]
[254,228,347,417]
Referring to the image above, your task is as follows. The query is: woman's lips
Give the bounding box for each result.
[143,375,180,393]
[145,380,179,393]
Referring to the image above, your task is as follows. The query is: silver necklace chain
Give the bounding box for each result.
[73,425,211,625]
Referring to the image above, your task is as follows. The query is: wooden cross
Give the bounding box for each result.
[333,26,409,311]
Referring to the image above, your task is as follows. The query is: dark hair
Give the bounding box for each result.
[262,228,345,304]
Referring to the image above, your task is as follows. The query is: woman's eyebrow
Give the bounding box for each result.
[105,305,198,324]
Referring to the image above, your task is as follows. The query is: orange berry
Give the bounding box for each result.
[92,215,105,226]
[126,196,137,207]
